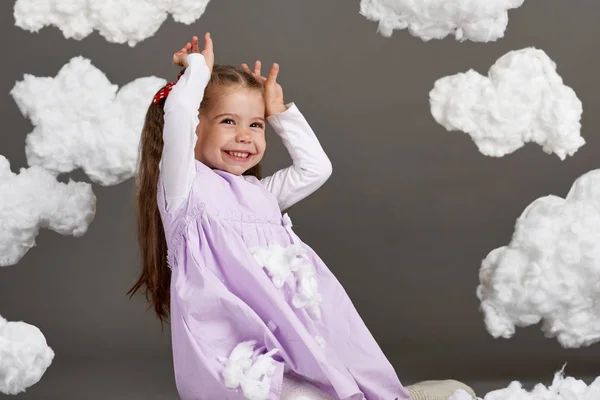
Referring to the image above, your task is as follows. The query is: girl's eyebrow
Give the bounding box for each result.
[214,113,265,122]
[214,112,238,119]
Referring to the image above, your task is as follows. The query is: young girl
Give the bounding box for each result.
[130,33,474,400]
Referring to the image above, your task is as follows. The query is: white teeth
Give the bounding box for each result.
[229,151,249,158]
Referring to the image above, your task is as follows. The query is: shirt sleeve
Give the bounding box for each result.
[159,53,211,213]
[260,103,333,212]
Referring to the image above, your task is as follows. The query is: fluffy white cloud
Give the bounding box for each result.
[430,48,584,160]
[14,0,212,46]
[11,56,166,186]
[359,0,525,42]
[252,244,322,320]
[0,315,55,395]
[477,169,600,348]
[449,368,600,400]
[0,156,96,267]
[218,341,279,400]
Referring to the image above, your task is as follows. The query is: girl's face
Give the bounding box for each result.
[195,86,266,175]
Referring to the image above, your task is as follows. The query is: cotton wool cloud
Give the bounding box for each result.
[218,340,279,400]
[252,244,322,320]
[477,169,600,348]
[14,0,212,46]
[0,315,55,395]
[0,156,96,267]
[11,56,166,186]
[430,48,584,160]
[359,0,525,42]
[449,368,600,400]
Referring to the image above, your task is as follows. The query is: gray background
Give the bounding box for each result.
[1,0,599,398]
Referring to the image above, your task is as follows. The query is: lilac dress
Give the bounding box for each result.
[157,54,410,400]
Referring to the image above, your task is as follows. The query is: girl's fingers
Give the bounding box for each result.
[265,63,279,88]
[191,36,200,52]
[203,32,213,55]
[241,64,255,77]
[173,50,184,60]
[174,40,192,60]
[254,60,261,77]
[241,62,265,82]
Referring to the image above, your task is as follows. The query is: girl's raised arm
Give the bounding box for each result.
[242,61,333,211]
[160,34,213,213]
[261,103,333,211]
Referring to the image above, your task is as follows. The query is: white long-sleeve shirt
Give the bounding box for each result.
[159,53,332,213]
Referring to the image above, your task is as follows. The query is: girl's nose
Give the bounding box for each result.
[235,129,251,143]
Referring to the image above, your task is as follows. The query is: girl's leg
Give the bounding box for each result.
[280,374,477,400]
[280,373,335,400]
[406,379,477,400]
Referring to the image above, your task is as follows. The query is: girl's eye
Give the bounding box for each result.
[251,122,264,129]
[222,118,234,125]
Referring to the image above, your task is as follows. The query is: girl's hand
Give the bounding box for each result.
[173,33,214,73]
[242,61,286,117]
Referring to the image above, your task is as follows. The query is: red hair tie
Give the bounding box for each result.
[153,69,185,104]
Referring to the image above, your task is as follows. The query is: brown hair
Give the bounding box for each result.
[127,65,263,328]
